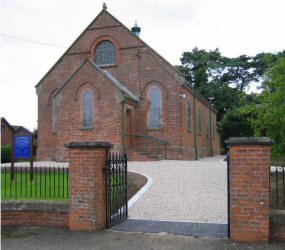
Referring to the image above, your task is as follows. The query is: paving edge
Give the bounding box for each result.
[127,170,153,209]
[112,219,228,238]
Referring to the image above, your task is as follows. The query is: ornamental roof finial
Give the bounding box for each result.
[103,2,107,10]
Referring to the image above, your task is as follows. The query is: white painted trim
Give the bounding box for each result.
[128,170,153,209]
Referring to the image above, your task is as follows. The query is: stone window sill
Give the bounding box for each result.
[98,64,118,68]
[80,125,94,130]
[147,128,162,131]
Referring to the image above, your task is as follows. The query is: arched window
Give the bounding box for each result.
[148,86,162,128]
[82,89,94,127]
[1,125,5,134]
[52,99,57,133]
[198,107,202,135]
[94,40,115,65]
[187,99,192,131]
[206,112,209,137]
[213,120,216,139]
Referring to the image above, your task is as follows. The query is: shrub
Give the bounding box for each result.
[1,145,11,163]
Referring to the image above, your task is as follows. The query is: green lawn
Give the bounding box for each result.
[1,170,68,201]
[1,168,129,203]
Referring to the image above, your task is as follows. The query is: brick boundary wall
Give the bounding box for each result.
[65,141,113,231]
[226,137,272,243]
[2,141,113,231]
[1,200,68,226]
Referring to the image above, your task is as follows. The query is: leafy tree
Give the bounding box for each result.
[177,47,243,120]
[222,55,257,92]
[220,98,258,148]
[178,47,223,89]
[177,48,285,154]
[253,50,285,80]
[252,58,285,158]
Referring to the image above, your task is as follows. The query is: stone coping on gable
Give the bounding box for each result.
[225,137,273,146]
[65,141,114,149]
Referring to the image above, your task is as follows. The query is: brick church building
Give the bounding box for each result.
[36,6,220,161]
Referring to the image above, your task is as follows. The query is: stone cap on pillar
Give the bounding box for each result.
[65,141,114,149]
[225,137,273,146]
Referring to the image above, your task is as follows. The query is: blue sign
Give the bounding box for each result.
[14,136,30,158]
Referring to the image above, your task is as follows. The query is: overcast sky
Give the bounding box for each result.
[1,0,285,131]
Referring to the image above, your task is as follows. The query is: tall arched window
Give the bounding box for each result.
[94,40,115,65]
[187,99,192,131]
[82,89,94,127]
[198,107,202,135]
[52,98,57,133]
[206,112,209,137]
[148,86,162,128]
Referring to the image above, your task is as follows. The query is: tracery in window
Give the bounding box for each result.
[94,40,115,65]
[148,86,162,128]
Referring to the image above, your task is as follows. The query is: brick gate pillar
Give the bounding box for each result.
[65,141,113,231]
[225,137,272,243]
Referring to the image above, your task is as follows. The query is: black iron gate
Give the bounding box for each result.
[106,152,128,228]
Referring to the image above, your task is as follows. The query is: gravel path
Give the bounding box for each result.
[128,155,227,223]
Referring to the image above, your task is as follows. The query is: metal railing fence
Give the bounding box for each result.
[1,165,69,200]
[270,162,285,209]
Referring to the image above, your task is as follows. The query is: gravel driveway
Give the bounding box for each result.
[128,155,227,223]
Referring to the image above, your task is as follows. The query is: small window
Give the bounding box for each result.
[206,112,209,137]
[94,40,115,65]
[187,100,191,131]
[198,108,202,135]
[82,89,94,127]
[52,99,57,132]
[148,86,162,129]
[1,125,5,134]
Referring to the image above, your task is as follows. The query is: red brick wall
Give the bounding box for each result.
[1,201,68,227]
[2,211,68,226]
[1,120,14,146]
[37,10,220,161]
[68,145,108,230]
[229,143,270,243]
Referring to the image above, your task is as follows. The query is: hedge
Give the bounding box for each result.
[1,145,11,163]
[1,143,37,163]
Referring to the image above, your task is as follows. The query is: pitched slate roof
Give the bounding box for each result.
[53,59,139,102]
